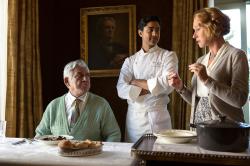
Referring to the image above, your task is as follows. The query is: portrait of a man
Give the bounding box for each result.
[88,14,129,70]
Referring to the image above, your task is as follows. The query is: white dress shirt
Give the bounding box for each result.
[64,92,88,125]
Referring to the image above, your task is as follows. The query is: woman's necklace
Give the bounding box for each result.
[209,53,216,60]
[208,53,216,66]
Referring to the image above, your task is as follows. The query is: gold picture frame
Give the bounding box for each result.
[80,5,136,77]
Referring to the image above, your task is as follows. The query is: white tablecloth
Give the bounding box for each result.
[0,138,135,166]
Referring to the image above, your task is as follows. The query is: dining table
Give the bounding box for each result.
[0,137,137,166]
[2,134,250,166]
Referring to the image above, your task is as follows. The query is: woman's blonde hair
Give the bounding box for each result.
[194,7,230,40]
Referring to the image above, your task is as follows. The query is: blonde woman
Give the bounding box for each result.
[168,7,249,126]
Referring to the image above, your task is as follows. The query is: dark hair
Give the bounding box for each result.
[137,16,161,31]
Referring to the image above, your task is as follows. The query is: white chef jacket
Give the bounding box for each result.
[117,45,178,142]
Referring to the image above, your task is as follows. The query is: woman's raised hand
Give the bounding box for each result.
[188,63,209,82]
[167,72,183,91]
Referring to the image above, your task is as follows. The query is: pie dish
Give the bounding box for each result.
[58,139,103,157]
[34,135,74,145]
[154,129,197,144]
[58,145,102,157]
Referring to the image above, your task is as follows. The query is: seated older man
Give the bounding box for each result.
[35,59,121,142]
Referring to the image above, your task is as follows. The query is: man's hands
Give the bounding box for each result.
[140,89,150,96]
[130,79,149,96]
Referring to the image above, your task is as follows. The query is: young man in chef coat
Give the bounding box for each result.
[117,16,178,142]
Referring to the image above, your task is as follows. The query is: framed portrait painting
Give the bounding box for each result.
[80,5,136,77]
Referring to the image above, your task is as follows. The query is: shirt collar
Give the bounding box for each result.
[66,92,88,106]
[208,41,229,57]
[139,45,159,54]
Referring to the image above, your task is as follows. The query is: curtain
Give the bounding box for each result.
[6,0,43,138]
[169,0,208,129]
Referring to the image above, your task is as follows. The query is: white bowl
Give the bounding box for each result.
[154,129,197,144]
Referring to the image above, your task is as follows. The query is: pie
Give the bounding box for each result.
[58,139,103,157]
[58,139,103,150]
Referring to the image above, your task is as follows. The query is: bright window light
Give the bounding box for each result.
[247,4,250,57]
[222,9,241,49]
[0,0,8,121]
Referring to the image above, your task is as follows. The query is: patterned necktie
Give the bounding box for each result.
[71,99,81,125]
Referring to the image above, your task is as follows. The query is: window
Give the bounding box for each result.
[214,0,250,123]
[223,9,241,49]
[247,3,250,65]
[0,0,8,121]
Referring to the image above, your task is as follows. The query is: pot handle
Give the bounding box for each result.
[190,123,196,128]
[218,115,226,122]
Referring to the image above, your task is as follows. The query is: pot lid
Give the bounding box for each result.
[197,116,250,128]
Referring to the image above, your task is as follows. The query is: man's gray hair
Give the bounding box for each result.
[63,59,89,79]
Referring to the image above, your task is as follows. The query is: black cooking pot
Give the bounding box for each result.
[192,116,250,152]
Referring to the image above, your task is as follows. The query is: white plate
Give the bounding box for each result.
[35,135,74,145]
[154,129,197,144]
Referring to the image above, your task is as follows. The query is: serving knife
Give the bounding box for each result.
[12,139,26,145]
